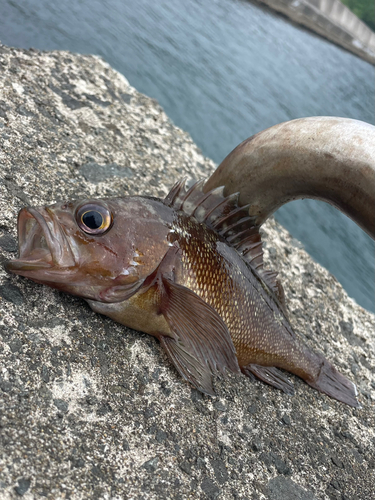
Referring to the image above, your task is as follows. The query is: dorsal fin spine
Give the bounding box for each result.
[220,218,256,237]
[235,233,260,251]
[174,181,194,210]
[164,178,187,207]
[225,228,256,244]
[214,204,251,227]
[202,190,234,223]
[184,179,205,201]
[243,241,262,255]
[191,190,216,218]
[163,180,283,298]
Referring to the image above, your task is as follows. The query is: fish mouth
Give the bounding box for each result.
[6,207,75,274]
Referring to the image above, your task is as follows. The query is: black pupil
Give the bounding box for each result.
[82,211,103,230]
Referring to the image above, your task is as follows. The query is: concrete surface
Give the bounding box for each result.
[0,45,374,500]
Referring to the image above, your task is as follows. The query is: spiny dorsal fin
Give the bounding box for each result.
[163,180,282,297]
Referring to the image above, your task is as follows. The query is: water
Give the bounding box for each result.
[0,0,374,312]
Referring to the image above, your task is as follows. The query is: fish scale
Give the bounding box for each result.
[173,212,310,371]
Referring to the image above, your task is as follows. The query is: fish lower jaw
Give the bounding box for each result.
[5,257,53,273]
[6,245,55,272]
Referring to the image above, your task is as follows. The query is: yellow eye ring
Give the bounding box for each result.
[75,202,113,235]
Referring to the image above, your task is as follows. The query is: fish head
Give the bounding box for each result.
[6,196,174,302]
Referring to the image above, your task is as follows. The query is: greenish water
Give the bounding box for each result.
[0,0,374,311]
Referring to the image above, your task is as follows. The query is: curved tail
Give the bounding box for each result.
[306,356,360,408]
[205,117,375,240]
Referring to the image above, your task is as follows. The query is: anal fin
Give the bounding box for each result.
[242,364,295,395]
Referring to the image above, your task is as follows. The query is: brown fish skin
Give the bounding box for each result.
[119,208,356,405]
[6,184,359,407]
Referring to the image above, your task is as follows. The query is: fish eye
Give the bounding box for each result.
[75,203,113,235]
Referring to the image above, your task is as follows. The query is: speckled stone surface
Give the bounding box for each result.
[0,44,374,500]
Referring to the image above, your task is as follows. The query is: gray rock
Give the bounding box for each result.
[142,457,159,473]
[14,478,30,497]
[41,365,50,383]
[267,476,316,500]
[9,339,22,353]
[211,459,229,484]
[0,380,13,392]
[53,399,69,413]
[0,234,17,253]
[156,430,168,443]
[281,413,291,425]
[201,477,221,499]
[0,43,374,500]
[79,161,133,183]
[0,284,24,305]
[214,401,227,412]
[179,461,192,475]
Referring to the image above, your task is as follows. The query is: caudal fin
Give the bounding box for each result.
[307,359,360,408]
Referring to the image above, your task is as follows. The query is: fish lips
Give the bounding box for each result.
[5,207,76,276]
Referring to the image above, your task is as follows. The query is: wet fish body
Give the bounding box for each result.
[6,180,359,407]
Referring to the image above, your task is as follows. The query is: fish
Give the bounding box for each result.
[6,179,360,407]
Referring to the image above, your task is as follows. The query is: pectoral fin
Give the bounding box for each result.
[157,278,240,394]
[159,336,215,395]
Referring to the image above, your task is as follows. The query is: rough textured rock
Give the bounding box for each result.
[0,44,374,500]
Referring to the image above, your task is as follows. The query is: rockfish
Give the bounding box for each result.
[6,180,359,407]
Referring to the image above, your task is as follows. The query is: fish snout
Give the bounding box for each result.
[6,206,75,273]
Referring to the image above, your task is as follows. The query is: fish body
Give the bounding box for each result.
[6,180,359,406]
